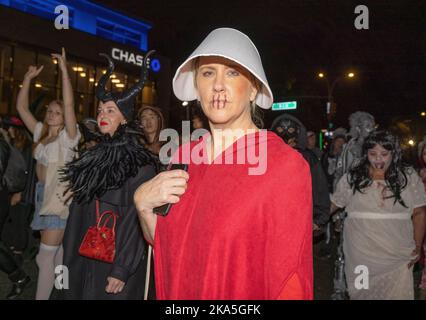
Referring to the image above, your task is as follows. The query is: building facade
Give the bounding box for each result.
[0,0,172,121]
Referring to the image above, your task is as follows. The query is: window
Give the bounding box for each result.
[36,52,58,90]
[13,46,36,83]
[0,44,12,114]
[96,18,141,49]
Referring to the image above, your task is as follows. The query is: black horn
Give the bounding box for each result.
[117,50,156,107]
[94,50,156,120]
[96,53,115,102]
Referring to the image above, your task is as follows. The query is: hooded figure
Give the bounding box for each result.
[61,52,158,300]
[334,111,375,188]
[271,114,331,230]
[1,116,36,264]
[320,127,348,193]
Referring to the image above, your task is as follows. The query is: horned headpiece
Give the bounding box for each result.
[96,50,155,120]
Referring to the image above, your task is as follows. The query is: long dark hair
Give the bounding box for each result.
[348,130,410,207]
[419,139,426,169]
[11,126,31,151]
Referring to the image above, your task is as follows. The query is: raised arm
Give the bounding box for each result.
[52,48,77,139]
[16,65,44,134]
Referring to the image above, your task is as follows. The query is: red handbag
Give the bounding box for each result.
[79,200,117,263]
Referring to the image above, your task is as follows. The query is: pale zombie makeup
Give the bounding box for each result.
[422,147,426,164]
[358,119,375,139]
[97,101,126,136]
[195,56,257,126]
[367,144,393,171]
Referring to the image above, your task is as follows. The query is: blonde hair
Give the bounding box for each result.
[34,100,65,152]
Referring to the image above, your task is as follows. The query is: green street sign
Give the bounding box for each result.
[272,101,297,111]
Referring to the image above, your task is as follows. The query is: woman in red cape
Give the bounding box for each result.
[134,28,313,300]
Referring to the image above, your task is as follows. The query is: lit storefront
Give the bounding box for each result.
[0,0,172,121]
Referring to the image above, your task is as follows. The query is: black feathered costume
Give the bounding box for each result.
[62,52,157,299]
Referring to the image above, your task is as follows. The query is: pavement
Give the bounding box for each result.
[0,233,424,300]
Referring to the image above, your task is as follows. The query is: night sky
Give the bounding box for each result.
[96,0,425,134]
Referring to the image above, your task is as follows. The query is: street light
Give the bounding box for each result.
[421,111,426,117]
[318,71,356,127]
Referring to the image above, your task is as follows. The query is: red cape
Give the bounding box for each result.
[154,131,313,299]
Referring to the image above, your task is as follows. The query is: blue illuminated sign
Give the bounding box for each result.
[111,48,161,73]
[151,59,161,72]
[0,0,152,51]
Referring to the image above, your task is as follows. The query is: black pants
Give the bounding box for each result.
[0,189,10,239]
[1,202,33,251]
[0,245,24,282]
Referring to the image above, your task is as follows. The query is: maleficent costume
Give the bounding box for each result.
[61,52,157,299]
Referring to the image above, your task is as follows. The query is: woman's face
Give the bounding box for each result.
[367,144,393,172]
[140,109,159,135]
[195,56,258,129]
[97,101,126,136]
[45,102,64,127]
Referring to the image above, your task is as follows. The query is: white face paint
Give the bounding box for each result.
[367,144,392,172]
[358,119,375,139]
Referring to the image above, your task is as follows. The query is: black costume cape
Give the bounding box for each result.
[62,125,157,299]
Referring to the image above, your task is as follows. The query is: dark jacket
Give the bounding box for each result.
[62,164,156,300]
[0,136,10,191]
[271,114,330,226]
[20,143,36,205]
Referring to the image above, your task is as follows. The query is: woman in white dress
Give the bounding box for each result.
[331,130,426,300]
[16,48,80,299]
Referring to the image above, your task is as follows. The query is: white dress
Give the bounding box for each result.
[331,170,426,300]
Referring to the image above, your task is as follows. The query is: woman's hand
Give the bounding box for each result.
[51,47,68,73]
[105,277,125,294]
[408,245,421,269]
[24,65,44,81]
[134,169,189,243]
[10,193,22,206]
[134,169,189,213]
